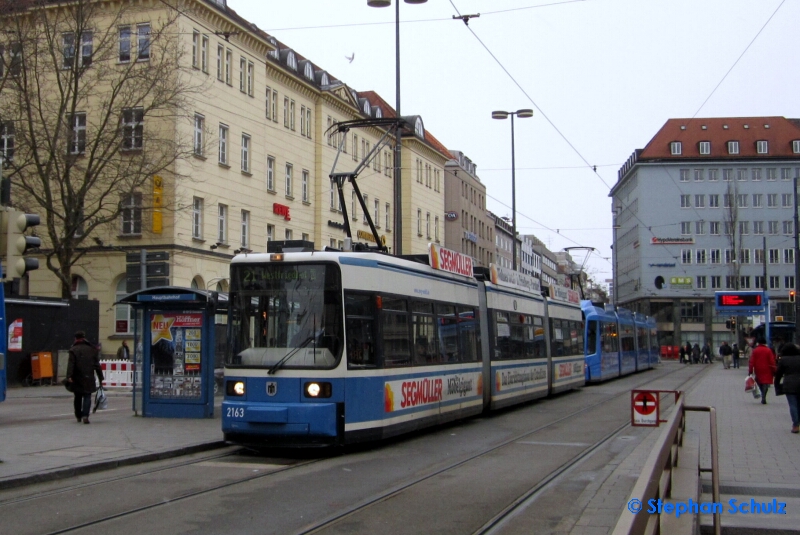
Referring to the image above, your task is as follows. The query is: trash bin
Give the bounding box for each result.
[31,352,54,385]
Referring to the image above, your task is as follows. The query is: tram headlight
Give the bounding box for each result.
[304,381,332,398]
[227,381,246,396]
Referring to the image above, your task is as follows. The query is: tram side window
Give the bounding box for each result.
[573,321,585,356]
[637,327,647,352]
[621,330,635,352]
[436,303,459,362]
[457,306,479,362]
[551,319,565,356]
[345,292,377,368]
[411,301,439,365]
[382,296,410,367]
[601,321,619,353]
[532,316,546,358]
[586,320,597,354]
[494,311,511,359]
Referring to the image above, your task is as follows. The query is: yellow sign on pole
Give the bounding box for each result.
[153,175,163,233]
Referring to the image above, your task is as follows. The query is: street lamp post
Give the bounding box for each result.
[368,0,427,255]
[491,109,533,271]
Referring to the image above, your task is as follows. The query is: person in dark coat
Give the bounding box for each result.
[732,343,741,369]
[749,336,777,405]
[679,343,687,364]
[691,343,701,364]
[774,343,800,433]
[719,341,733,369]
[66,331,103,424]
[684,342,693,364]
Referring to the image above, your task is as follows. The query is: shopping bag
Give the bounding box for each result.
[93,387,108,413]
[752,386,762,399]
[745,375,756,392]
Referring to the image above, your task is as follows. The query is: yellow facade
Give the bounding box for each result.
[12,0,448,355]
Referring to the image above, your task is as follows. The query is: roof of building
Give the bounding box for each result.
[639,116,800,160]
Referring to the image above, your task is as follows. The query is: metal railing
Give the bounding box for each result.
[613,394,720,535]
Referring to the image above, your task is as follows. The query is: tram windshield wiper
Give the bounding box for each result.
[268,336,314,375]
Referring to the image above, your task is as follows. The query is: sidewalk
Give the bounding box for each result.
[0,385,225,490]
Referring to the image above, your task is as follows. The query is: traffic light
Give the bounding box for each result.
[790,291,796,303]
[725,319,732,329]
[2,208,40,280]
[731,317,737,331]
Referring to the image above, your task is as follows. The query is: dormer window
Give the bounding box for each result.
[727,141,739,155]
[286,51,297,70]
[350,89,358,102]
[267,38,279,59]
[793,140,800,154]
[374,107,382,118]
[414,117,424,138]
[756,140,768,154]
[670,141,681,155]
[303,62,314,80]
[362,101,370,115]
[320,72,329,85]
[699,141,711,155]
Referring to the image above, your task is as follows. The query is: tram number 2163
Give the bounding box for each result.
[226,407,245,418]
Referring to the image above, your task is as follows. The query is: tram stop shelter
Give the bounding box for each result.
[118,287,226,418]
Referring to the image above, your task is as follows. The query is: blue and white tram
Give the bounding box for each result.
[617,308,638,376]
[222,247,485,446]
[545,296,585,393]
[633,312,652,372]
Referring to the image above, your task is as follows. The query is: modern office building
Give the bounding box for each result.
[611,116,800,347]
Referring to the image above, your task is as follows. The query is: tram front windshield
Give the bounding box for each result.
[227,262,343,370]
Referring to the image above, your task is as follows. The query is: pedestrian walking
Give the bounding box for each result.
[702,342,712,364]
[719,341,733,369]
[732,343,741,369]
[749,336,777,405]
[66,331,104,424]
[774,343,800,434]
[692,343,701,365]
[679,343,687,364]
[116,339,130,360]
[684,342,693,364]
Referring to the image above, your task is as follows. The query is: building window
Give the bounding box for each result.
[769,221,779,235]
[426,212,431,238]
[736,194,747,208]
[306,107,312,139]
[63,32,93,68]
[216,44,223,80]
[218,124,228,164]
[696,249,706,264]
[290,100,296,130]
[769,249,780,264]
[241,210,249,248]
[711,276,721,289]
[793,140,800,154]
[782,193,793,208]
[385,203,391,231]
[192,30,199,68]
[363,195,369,224]
[225,48,232,85]
[300,105,306,136]
[740,248,750,264]
[785,249,795,264]
[374,198,380,227]
[755,249,765,264]
[696,276,707,289]
[694,194,705,208]
[136,24,150,61]
[740,276,751,289]
[769,276,780,289]
[681,249,692,264]
[709,194,719,208]
[694,169,704,181]
[680,302,703,322]
[193,114,204,155]
[755,276,765,289]
[680,195,691,208]
[0,122,14,164]
[753,194,762,207]
[192,197,203,239]
[784,221,794,235]
[708,169,718,181]
[753,221,764,235]
[768,194,777,208]
[710,249,721,264]
[709,222,720,235]
[782,168,792,181]
[767,168,777,181]
[699,141,710,155]
[435,216,440,242]
[201,35,208,73]
[285,164,293,197]
[285,229,293,240]
[727,141,739,154]
[239,56,246,92]
[353,134,358,161]
[786,276,796,290]
[218,204,227,243]
[119,27,132,62]
[681,221,691,235]
[723,194,733,208]
[737,169,747,181]
[266,156,275,191]
[695,221,705,234]
[247,61,254,96]
[271,90,278,123]
[283,98,289,128]
[302,170,309,202]
[670,141,681,155]
[725,276,737,289]
[69,112,87,154]
[756,140,768,154]
[723,169,733,181]
[121,108,144,150]
[679,169,689,182]
[751,168,762,181]
[417,209,422,236]
[120,193,142,235]
[115,278,133,334]
[71,275,89,300]
[267,224,274,243]
[241,134,250,173]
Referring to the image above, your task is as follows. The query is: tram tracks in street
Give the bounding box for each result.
[296,364,707,535]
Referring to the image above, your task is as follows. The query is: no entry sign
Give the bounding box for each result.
[631,390,659,427]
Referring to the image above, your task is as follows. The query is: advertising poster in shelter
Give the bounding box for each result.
[149,312,204,399]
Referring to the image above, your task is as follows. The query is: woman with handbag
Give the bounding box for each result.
[774,343,800,433]
[749,335,777,405]
[66,331,104,424]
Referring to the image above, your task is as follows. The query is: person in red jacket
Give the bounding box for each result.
[749,335,777,405]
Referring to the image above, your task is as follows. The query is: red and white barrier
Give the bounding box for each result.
[100,359,134,388]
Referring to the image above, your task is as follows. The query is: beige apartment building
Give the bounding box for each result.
[6,0,448,353]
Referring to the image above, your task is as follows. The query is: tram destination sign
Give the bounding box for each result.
[714,291,766,313]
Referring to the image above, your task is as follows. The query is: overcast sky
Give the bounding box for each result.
[227,0,800,286]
